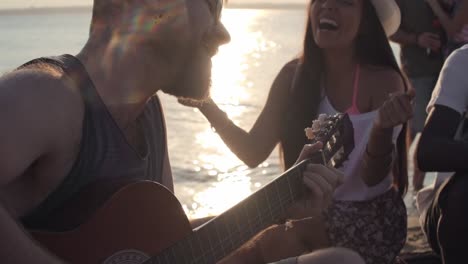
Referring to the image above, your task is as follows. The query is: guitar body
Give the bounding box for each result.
[31,181,192,264]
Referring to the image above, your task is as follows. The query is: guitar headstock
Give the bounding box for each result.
[304,113,354,168]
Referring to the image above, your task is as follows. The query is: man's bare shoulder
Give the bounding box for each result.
[1,65,70,97]
[0,67,84,141]
[1,66,83,111]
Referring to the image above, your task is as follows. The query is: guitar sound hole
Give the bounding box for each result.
[103,250,150,264]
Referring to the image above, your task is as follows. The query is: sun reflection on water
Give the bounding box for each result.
[181,9,278,219]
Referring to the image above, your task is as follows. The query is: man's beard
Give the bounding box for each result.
[162,50,212,101]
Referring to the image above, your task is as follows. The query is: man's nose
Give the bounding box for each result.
[214,22,231,46]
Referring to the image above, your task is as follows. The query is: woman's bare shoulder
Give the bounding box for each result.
[362,65,405,108]
[278,59,300,79]
[269,58,301,94]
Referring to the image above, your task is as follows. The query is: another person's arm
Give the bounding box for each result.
[391,30,442,52]
[426,0,468,38]
[417,47,468,171]
[417,105,468,171]
[390,0,441,51]
[0,70,74,264]
[181,62,296,168]
[361,71,414,186]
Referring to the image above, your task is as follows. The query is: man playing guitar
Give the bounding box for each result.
[0,0,364,263]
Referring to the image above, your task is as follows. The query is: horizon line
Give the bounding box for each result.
[0,3,306,15]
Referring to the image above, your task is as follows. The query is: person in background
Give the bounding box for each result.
[426,0,468,57]
[416,44,468,264]
[390,0,446,191]
[181,0,413,263]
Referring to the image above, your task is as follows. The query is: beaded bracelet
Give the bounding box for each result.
[362,145,394,170]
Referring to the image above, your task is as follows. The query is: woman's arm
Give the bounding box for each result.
[361,127,396,187]
[417,105,468,172]
[426,0,468,38]
[195,62,297,168]
[361,71,414,186]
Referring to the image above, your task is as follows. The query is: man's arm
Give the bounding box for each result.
[0,204,63,264]
[0,69,77,263]
[218,217,329,264]
[417,105,468,172]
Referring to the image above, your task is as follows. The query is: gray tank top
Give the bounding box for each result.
[20,55,167,231]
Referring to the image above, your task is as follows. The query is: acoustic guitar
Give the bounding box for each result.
[30,113,354,264]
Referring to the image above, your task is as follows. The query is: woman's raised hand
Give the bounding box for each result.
[374,89,415,130]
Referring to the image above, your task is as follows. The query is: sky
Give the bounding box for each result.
[0,0,308,10]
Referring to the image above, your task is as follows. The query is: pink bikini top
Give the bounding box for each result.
[345,64,361,115]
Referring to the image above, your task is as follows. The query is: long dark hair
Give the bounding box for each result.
[279,0,409,196]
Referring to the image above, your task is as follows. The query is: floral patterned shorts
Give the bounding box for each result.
[323,188,407,264]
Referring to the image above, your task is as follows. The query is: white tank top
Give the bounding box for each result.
[318,96,402,201]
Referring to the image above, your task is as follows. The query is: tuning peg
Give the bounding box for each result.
[318,114,327,123]
[334,152,342,162]
[311,121,321,134]
[304,127,315,140]
[334,130,341,138]
[326,141,332,151]
[337,148,345,159]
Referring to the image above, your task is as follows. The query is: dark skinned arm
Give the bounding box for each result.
[417,104,468,172]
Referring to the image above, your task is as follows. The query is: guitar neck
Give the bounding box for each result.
[144,154,323,264]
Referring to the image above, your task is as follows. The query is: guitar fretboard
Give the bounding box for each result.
[144,156,316,264]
